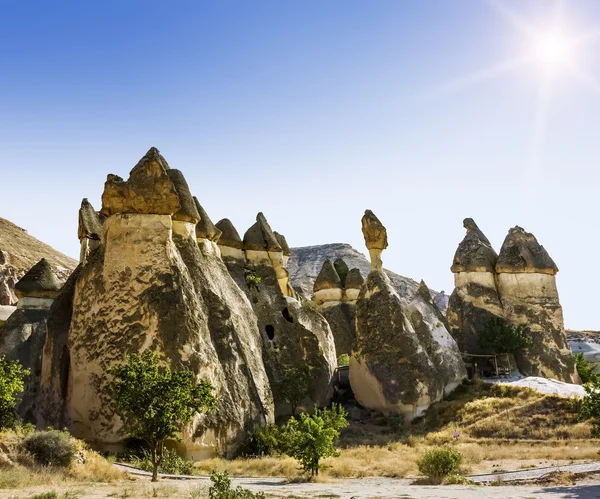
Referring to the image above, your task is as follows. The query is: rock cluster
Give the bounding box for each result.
[350,211,466,419]
[447,220,577,383]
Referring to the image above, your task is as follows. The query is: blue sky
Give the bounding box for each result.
[2,0,600,328]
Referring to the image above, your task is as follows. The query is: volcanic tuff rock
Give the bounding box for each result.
[361,210,388,272]
[38,148,274,458]
[194,197,221,243]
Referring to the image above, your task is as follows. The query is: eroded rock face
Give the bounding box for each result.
[215,219,244,260]
[496,227,577,383]
[39,150,274,458]
[313,260,343,305]
[361,210,388,272]
[78,199,104,263]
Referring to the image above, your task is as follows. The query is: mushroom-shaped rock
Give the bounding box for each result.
[215,218,244,260]
[334,258,349,287]
[193,197,222,243]
[344,268,364,302]
[166,169,200,225]
[15,259,61,301]
[243,213,282,253]
[361,210,388,271]
[496,226,558,275]
[451,218,497,273]
[313,260,343,305]
[101,147,181,218]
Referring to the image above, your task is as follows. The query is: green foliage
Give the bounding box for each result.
[24,430,76,468]
[245,273,262,291]
[107,350,217,480]
[0,355,29,429]
[277,367,310,417]
[239,424,283,457]
[31,493,58,499]
[580,383,600,437]
[417,445,463,484]
[575,353,600,385]
[283,404,348,476]
[336,354,350,367]
[209,471,265,499]
[478,317,533,355]
[131,448,193,475]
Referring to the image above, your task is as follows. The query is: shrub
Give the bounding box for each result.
[31,493,58,499]
[24,430,76,468]
[131,448,193,475]
[417,446,463,484]
[276,367,310,417]
[478,317,532,355]
[0,356,29,430]
[283,403,348,476]
[239,424,282,457]
[245,273,261,291]
[576,353,600,385]
[209,471,265,499]
[580,384,600,437]
[336,354,350,367]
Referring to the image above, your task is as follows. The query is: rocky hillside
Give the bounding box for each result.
[0,217,77,305]
[288,243,437,301]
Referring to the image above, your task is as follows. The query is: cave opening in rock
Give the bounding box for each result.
[265,324,275,340]
[282,307,294,323]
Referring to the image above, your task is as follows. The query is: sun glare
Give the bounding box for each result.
[534,32,570,67]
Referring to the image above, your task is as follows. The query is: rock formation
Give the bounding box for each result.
[193,197,222,257]
[350,211,465,419]
[215,219,244,261]
[0,259,63,422]
[496,226,577,383]
[447,218,503,354]
[78,199,104,262]
[313,260,343,306]
[38,147,274,458]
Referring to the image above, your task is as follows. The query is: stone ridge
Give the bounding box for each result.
[313,260,343,292]
[193,197,222,242]
[215,219,243,249]
[78,199,104,241]
[166,170,201,224]
[496,226,558,275]
[15,259,62,297]
[243,213,282,252]
[451,218,497,273]
[273,232,290,256]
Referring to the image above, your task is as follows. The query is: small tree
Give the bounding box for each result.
[283,403,348,476]
[0,355,29,429]
[479,317,533,355]
[277,367,310,417]
[575,353,600,385]
[108,350,217,481]
[580,383,600,437]
[417,445,464,484]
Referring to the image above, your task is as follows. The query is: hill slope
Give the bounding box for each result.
[0,217,77,305]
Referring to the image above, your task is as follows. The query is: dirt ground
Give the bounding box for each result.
[3,473,600,499]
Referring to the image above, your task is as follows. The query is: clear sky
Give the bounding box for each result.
[1,0,600,329]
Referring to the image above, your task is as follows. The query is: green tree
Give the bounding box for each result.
[0,355,29,429]
[283,403,348,476]
[108,350,217,481]
[575,353,600,385]
[277,367,310,417]
[580,382,600,436]
[478,317,533,354]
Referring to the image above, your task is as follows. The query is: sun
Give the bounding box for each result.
[534,32,571,67]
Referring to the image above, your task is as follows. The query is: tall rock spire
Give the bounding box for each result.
[361,210,388,272]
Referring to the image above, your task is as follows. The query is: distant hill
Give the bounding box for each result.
[0,217,77,305]
[288,242,442,303]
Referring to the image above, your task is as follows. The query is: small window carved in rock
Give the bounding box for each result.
[265,324,275,340]
[282,307,294,323]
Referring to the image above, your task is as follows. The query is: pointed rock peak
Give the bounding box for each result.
[361,210,388,251]
[243,212,282,252]
[451,218,497,273]
[78,198,104,241]
[345,268,364,290]
[215,218,243,249]
[496,226,558,275]
[193,197,221,242]
[15,258,62,297]
[274,232,291,256]
[163,169,199,224]
[334,258,349,287]
[415,280,433,303]
[101,148,181,217]
[313,260,342,292]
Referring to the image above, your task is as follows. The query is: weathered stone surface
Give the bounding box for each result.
[78,199,104,241]
[361,210,388,272]
[215,219,244,250]
[101,147,181,217]
[166,170,200,224]
[0,305,16,326]
[313,261,342,292]
[351,271,441,419]
[496,226,558,275]
[451,218,497,273]
[333,259,349,287]
[193,197,222,243]
[433,290,449,314]
[243,213,282,253]
[274,232,291,257]
[345,268,363,290]
[15,259,62,300]
[320,303,355,357]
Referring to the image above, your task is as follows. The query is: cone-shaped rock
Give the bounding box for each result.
[193,197,221,242]
[166,170,200,224]
[215,219,243,249]
[345,268,364,290]
[78,199,104,241]
[314,260,343,293]
[15,259,61,299]
[496,226,558,275]
[101,147,181,217]
[451,218,497,273]
[334,259,349,287]
[243,213,282,252]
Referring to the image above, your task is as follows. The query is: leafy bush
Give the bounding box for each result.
[0,356,29,430]
[576,353,600,385]
[283,403,348,476]
[478,317,532,355]
[239,424,283,457]
[580,384,600,437]
[245,273,261,291]
[209,471,265,499]
[24,430,76,468]
[277,367,310,417]
[336,354,350,367]
[131,448,193,475]
[417,446,463,484]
